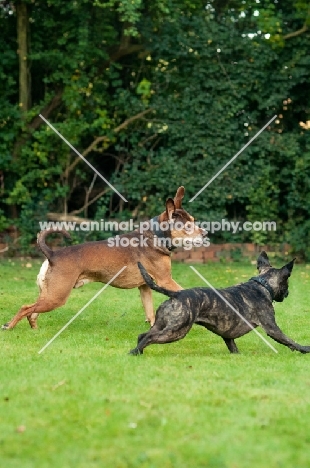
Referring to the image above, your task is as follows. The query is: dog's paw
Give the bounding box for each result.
[145,319,155,327]
[128,348,143,356]
[1,323,10,331]
[299,346,310,354]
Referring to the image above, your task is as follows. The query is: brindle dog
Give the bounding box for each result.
[130,252,310,355]
[2,187,206,331]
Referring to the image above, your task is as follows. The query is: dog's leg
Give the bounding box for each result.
[265,326,310,353]
[2,304,39,330]
[223,338,239,354]
[2,295,68,330]
[157,277,183,291]
[27,312,39,329]
[2,277,75,330]
[259,311,310,353]
[129,322,192,355]
[139,285,155,326]
[137,331,148,344]
[130,301,194,355]
[129,331,149,355]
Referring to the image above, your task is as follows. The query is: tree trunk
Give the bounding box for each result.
[10,1,30,219]
[16,1,30,112]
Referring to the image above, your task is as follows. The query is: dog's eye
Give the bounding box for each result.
[172,213,179,218]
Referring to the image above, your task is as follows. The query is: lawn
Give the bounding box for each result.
[1,257,310,468]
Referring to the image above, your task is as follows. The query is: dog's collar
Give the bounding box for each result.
[250,276,274,301]
[149,216,175,252]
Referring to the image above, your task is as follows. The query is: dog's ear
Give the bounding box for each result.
[166,198,176,219]
[257,251,272,272]
[174,186,185,209]
[281,258,296,277]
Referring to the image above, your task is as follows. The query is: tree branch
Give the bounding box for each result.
[69,188,108,216]
[47,213,91,223]
[28,88,63,131]
[109,43,144,62]
[12,88,63,159]
[83,173,97,218]
[13,33,146,161]
[64,108,153,177]
[19,42,143,134]
[283,23,308,40]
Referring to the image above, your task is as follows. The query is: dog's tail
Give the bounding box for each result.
[138,262,179,298]
[37,229,71,263]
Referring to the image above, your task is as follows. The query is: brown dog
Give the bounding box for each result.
[2,187,206,330]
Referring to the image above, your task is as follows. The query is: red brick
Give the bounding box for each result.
[244,243,256,253]
[184,258,204,264]
[206,244,218,252]
[221,243,231,250]
[172,251,185,261]
[190,250,203,260]
[282,243,291,254]
[203,250,216,260]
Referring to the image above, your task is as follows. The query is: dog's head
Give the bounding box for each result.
[256,251,295,302]
[158,186,207,248]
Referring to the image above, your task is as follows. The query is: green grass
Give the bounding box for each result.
[1,258,310,468]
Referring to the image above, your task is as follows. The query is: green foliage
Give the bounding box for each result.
[94,0,143,36]
[0,0,309,257]
[0,209,9,232]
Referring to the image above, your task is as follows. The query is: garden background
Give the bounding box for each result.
[0,0,309,256]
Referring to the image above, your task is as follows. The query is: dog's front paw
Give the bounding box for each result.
[145,319,155,327]
[128,348,143,356]
[1,323,10,331]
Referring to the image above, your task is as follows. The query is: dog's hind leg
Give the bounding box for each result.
[27,313,39,329]
[2,295,69,330]
[2,276,75,330]
[129,323,192,355]
[223,338,239,354]
[129,331,149,355]
[25,258,49,329]
[2,304,38,330]
[137,331,148,344]
[130,301,194,355]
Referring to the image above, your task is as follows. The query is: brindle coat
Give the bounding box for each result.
[130,252,310,355]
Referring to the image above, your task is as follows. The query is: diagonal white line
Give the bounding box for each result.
[39,114,128,202]
[189,114,277,202]
[189,266,278,353]
[38,266,127,354]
